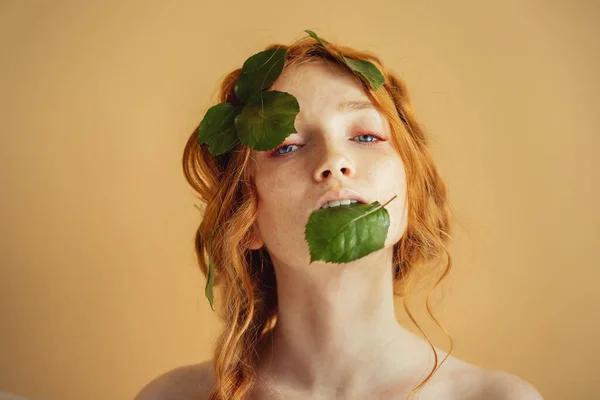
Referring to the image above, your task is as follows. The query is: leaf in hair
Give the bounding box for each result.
[338,52,385,91]
[204,225,219,311]
[303,30,385,91]
[197,102,242,157]
[234,48,288,104]
[305,30,328,48]
[235,90,300,151]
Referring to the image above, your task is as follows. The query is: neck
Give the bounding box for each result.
[255,249,424,397]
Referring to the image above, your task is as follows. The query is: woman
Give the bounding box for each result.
[135,31,543,399]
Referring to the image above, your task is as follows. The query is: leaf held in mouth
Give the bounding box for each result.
[305,195,398,263]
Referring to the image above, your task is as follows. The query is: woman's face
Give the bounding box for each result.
[248,59,408,269]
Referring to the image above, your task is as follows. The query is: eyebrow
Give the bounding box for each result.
[337,100,376,113]
[296,100,375,121]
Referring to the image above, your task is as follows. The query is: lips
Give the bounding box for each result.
[315,188,368,210]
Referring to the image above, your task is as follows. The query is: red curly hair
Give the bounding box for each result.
[182,32,456,400]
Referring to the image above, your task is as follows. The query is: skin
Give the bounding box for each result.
[132,59,545,400]
[245,58,433,398]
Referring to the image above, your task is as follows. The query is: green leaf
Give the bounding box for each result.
[234,48,287,104]
[305,30,328,48]
[204,225,219,311]
[305,195,398,263]
[197,102,242,157]
[235,90,300,151]
[338,52,385,91]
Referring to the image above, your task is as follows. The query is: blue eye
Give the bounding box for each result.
[274,144,299,156]
[354,133,379,143]
[269,133,383,158]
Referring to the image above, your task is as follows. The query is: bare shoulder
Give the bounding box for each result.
[133,360,216,400]
[478,369,544,400]
[450,365,544,400]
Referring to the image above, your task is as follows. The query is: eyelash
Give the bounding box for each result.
[268,132,386,158]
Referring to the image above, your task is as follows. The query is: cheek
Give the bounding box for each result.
[254,169,308,234]
[380,159,408,245]
[255,167,305,206]
[370,155,406,189]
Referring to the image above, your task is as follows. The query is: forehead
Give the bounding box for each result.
[248,59,383,169]
[269,59,370,114]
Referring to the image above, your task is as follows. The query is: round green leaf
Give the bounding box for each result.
[305,196,397,263]
[234,48,287,104]
[235,90,300,151]
[338,52,385,91]
[197,102,242,157]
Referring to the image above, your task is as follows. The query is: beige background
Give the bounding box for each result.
[1,1,598,399]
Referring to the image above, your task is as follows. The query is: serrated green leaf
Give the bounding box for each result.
[234,48,287,104]
[305,30,328,48]
[305,195,397,263]
[235,90,299,151]
[338,52,385,91]
[197,102,242,157]
[204,225,219,311]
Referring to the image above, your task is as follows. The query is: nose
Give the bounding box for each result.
[313,149,354,182]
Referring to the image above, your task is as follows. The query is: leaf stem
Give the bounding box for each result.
[381,194,399,208]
